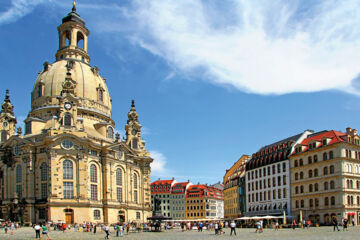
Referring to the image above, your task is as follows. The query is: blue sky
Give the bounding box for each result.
[1,0,360,184]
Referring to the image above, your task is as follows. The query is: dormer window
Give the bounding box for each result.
[107,127,114,139]
[97,85,105,103]
[37,83,44,98]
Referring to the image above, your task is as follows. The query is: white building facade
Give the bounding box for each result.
[245,130,313,217]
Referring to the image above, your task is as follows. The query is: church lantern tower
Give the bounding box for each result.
[56,0,90,63]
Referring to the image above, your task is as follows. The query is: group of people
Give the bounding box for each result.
[33,223,50,239]
[2,221,20,235]
[332,217,355,231]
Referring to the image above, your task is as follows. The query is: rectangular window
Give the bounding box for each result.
[91,184,98,201]
[134,190,138,203]
[63,182,73,199]
[283,175,286,185]
[16,185,22,199]
[117,187,122,202]
[41,183,47,199]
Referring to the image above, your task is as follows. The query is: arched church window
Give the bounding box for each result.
[132,138,138,150]
[98,89,103,103]
[1,131,7,142]
[134,173,138,203]
[37,84,43,98]
[116,169,122,186]
[16,165,22,183]
[64,114,72,126]
[40,162,47,181]
[107,127,114,139]
[116,168,123,202]
[63,160,73,180]
[90,164,97,183]
[134,173,138,189]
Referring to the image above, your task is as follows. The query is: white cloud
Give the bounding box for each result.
[0,0,46,25]
[123,0,360,95]
[149,150,170,177]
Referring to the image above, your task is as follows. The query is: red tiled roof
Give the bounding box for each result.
[151,179,176,194]
[292,130,347,154]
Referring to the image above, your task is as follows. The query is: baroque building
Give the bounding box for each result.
[0,3,152,225]
[245,130,313,217]
[224,154,250,219]
[290,128,360,225]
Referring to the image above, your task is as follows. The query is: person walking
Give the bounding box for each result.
[230,221,236,236]
[104,225,110,239]
[214,222,219,235]
[352,217,355,226]
[34,224,41,238]
[126,223,130,235]
[94,224,97,234]
[332,218,340,231]
[116,224,120,237]
[198,222,203,232]
[292,220,296,230]
[40,223,51,240]
[342,218,348,231]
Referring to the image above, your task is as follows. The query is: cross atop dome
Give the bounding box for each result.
[72,0,76,12]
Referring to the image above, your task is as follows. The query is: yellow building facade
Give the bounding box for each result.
[0,4,152,225]
[224,155,249,219]
[290,128,360,225]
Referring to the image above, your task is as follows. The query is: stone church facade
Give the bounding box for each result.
[0,3,152,225]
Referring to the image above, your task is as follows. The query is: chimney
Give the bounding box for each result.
[346,127,352,134]
[172,177,175,180]
[158,178,160,181]
[353,129,358,136]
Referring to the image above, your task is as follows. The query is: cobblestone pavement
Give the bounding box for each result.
[0,226,359,240]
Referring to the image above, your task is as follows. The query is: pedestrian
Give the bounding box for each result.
[126,223,130,235]
[104,225,110,239]
[332,218,340,231]
[214,222,219,235]
[275,221,279,231]
[10,222,14,235]
[34,223,41,238]
[40,223,51,240]
[255,221,259,233]
[306,220,311,229]
[198,222,203,232]
[116,224,120,237]
[181,222,185,232]
[352,217,355,226]
[302,219,306,229]
[120,224,124,236]
[342,218,348,231]
[292,220,296,230]
[94,224,97,234]
[230,221,236,236]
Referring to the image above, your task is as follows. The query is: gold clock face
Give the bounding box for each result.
[132,129,137,135]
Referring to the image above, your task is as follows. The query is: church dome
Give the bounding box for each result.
[31,60,112,118]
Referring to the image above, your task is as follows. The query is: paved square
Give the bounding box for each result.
[0,226,359,240]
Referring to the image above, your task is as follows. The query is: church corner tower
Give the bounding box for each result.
[0,90,17,143]
[125,100,148,155]
[0,1,153,225]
